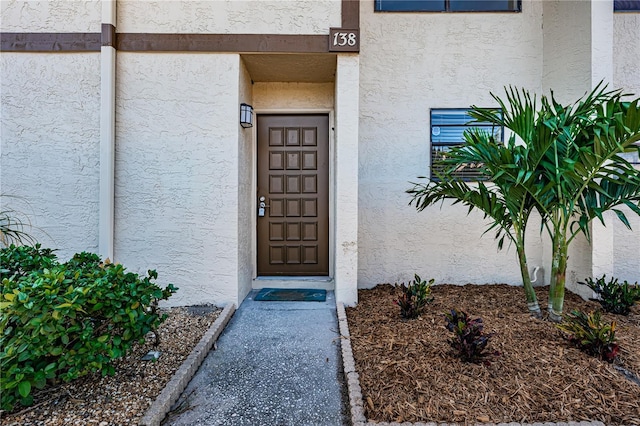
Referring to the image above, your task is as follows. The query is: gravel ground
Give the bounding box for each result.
[0,306,221,426]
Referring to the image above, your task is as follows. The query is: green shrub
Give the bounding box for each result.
[556,310,619,362]
[579,275,640,315]
[0,243,57,280]
[0,249,177,411]
[394,274,434,319]
[444,309,498,364]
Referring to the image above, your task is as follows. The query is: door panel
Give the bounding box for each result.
[257,115,329,276]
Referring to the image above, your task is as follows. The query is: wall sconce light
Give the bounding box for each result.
[240,103,253,128]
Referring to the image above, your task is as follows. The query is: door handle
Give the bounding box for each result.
[258,196,270,208]
[258,196,269,217]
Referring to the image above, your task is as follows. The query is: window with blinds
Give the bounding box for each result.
[430,108,503,181]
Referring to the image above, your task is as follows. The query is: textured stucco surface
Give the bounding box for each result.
[541,2,640,296]
[3,0,639,310]
[117,0,341,34]
[253,82,334,111]
[613,206,640,284]
[589,0,613,86]
[114,53,240,307]
[541,0,601,294]
[614,13,640,96]
[564,234,594,301]
[237,57,254,304]
[0,0,101,32]
[334,54,360,306]
[1,53,100,259]
[542,0,592,102]
[357,0,545,288]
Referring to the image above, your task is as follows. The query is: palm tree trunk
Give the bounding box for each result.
[517,245,541,318]
[548,237,568,322]
[547,231,558,317]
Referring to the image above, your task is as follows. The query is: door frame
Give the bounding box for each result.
[251,109,335,280]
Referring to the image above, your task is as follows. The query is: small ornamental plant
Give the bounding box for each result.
[394,274,434,319]
[579,275,640,316]
[444,309,498,365]
[0,247,178,411]
[556,310,619,363]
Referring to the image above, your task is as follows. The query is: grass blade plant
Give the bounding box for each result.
[0,195,37,247]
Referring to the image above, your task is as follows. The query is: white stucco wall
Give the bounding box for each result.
[237,57,254,304]
[542,0,592,102]
[612,13,640,284]
[114,53,241,307]
[590,0,613,87]
[540,0,592,294]
[3,0,635,309]
[0,0,101,32]
[542,0,616,94]
[117,0,341,34]
[0,53,100,259]
[614,13,640,96]
[541,2,639,296]
[564,233,594,300]
[358,0,545,288]
[613,206,640,284]
[334,54,360,306]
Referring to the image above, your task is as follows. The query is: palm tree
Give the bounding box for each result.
[407,91,544,318]
[409,84,640,321]
[523,86,640,321]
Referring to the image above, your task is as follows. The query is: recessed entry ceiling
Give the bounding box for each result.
[241,54,337,83]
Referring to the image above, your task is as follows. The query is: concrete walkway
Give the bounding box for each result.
[164,290,349,426]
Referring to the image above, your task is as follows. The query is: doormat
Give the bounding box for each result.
[254,288,326,302]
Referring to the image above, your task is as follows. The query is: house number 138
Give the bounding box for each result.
[329,28,359,52]
[333,32,357,47]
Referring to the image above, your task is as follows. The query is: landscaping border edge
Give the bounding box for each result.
[336,302,607,426]
[138,302,236,426]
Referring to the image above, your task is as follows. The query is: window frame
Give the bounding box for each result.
[614,0,640,12]
[620,145,640,166]
[375,0,522,13]
[430,108,504,181]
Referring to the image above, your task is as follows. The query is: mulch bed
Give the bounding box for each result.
[346,284,640,425]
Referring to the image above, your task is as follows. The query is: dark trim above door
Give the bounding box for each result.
[117,34,329,53]
[1,0,359,53]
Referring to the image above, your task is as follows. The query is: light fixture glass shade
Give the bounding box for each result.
[240,103,253,128]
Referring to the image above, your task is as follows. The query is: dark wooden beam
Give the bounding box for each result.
[342,0,360,28]
[117,33,330,53]
[102,24,116,47]
[1,32,101,52]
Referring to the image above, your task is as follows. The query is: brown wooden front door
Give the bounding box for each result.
[257,115,329,276]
